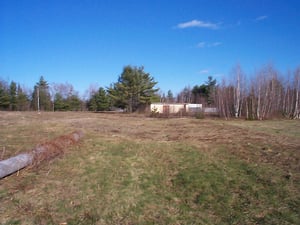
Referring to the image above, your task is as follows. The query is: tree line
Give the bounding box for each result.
[0,76,85,112]
[174,64,299,120]
[0,64,299,119]
[215,64,300,119]
[0,66,159,113]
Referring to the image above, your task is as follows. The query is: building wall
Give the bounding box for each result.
[150,103,202,114]
[187,104,202,113]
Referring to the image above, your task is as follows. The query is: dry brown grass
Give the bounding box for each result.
[0,112,299,224]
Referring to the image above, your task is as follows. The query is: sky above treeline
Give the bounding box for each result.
[1,0,300,97]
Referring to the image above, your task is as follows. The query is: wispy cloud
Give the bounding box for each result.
[255,15,268,22]
[197,42,206,48]
[177,19,219,29]
[211,42,222,47]
[199,69,209,74]
[196,41,222,48]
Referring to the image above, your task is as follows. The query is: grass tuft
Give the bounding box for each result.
[0,112,299,224]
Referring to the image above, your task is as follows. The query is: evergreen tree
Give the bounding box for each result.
[96,87,110,111]
[67,94,82,111]
[206,76,217,106]
[32,76,52,111]
[0,80,10,110]
[16,84,29,111]
[108,66,158,112]
[54,93,66,111]
[88,93,98,111]
[167,90,174,103]
[192,76,216,106]
[88,87,110,111]
[9,81,17,110]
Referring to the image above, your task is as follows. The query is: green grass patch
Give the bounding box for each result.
[0,112,299,224]
[8,140,294,224]
[168,145,299,224]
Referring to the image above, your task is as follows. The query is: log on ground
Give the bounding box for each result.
[0,130,84,179]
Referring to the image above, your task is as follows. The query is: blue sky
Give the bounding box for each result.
[1,0,300,97]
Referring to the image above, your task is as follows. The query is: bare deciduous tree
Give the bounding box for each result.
[293,67,300,119]
[231,64,245,118]
[215,64,300,120]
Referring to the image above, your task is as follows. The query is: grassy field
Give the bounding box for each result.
[0,112,299,225]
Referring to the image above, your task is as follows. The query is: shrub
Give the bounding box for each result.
[195,111,205,119]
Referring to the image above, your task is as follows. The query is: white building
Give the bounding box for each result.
[150,103,202,114]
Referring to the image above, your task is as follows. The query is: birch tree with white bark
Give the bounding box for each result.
[293,67,300,119]
[231,64,245,118]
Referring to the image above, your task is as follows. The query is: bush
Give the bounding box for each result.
[150,107,160,117]
[195,111,205,119]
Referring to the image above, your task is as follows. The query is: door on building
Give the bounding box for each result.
[163,105,170,115]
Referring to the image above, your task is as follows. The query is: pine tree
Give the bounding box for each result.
[16,84,29,111]
[9,81,17,111]
[108,66,158,112]
[96,87,109,111]
[88,87,110,111]
[32,76,52,111]
[0,80,10,110]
